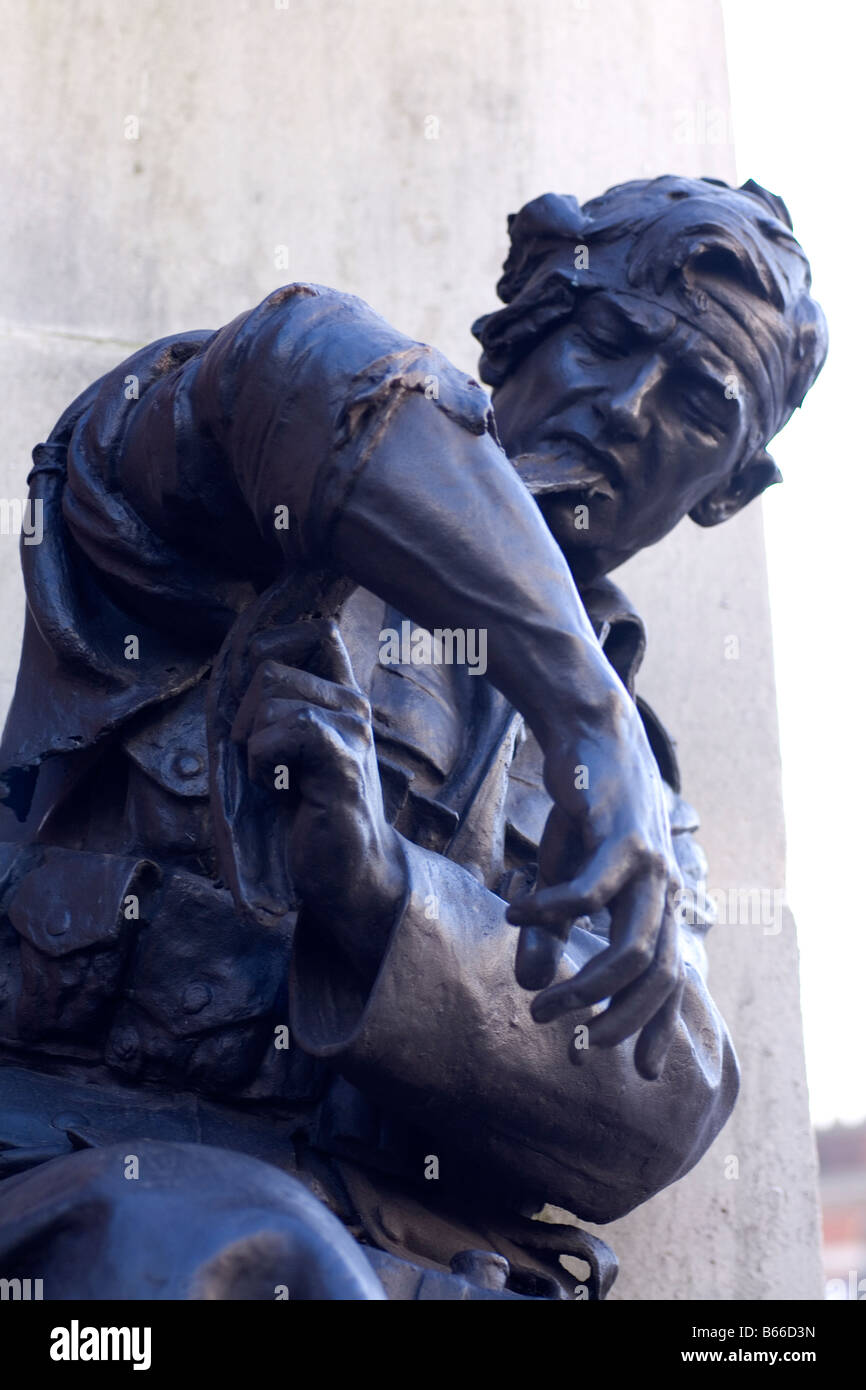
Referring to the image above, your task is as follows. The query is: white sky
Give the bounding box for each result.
[722,0,865,1127]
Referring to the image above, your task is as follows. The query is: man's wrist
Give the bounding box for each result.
[535,672,634,759]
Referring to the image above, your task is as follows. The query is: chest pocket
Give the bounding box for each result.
[7,846,159,1042]
[104,867,294,1097]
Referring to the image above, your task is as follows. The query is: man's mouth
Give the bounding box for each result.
[512,434,622,501]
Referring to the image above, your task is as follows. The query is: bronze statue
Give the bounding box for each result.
[0,176,827,1299]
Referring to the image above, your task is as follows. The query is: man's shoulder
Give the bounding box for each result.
[215,282,418,370]
[72,284,409,430]
[215,283,493,432]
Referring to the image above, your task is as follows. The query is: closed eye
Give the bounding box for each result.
[676,374,733,435]
[572,300,636,359]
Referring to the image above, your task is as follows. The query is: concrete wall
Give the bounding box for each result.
[0,0,821,1297]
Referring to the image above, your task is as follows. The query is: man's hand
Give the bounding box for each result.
[231,620,407,982]
[506,704,685,1081]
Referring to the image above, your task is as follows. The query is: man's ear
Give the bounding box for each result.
[689,450,783,527]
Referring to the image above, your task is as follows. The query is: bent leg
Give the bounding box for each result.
[0,1139,386,1300]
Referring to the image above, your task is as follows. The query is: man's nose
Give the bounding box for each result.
[596,355,665,442]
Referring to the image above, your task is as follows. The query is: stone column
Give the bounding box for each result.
[0,0,821,1298]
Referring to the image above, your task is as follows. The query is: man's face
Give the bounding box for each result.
[491,287,761,582]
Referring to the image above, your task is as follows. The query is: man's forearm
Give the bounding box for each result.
[325,393,629,755]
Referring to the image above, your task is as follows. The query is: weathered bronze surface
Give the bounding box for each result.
[0,177,827,1299]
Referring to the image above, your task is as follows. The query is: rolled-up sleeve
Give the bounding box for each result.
[179,283,498,569]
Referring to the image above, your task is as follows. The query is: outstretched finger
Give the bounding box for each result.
[634,972,686,1080]
[581,912,679,1048]
[529,872,666,1021]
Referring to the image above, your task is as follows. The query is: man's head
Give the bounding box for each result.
[473,176,828,581]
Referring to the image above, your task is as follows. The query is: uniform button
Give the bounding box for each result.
[172,751,203,779]
[47,911,71,936]
[182,982,212,1014]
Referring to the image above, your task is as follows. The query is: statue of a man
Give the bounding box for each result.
[0,176,826,1300]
